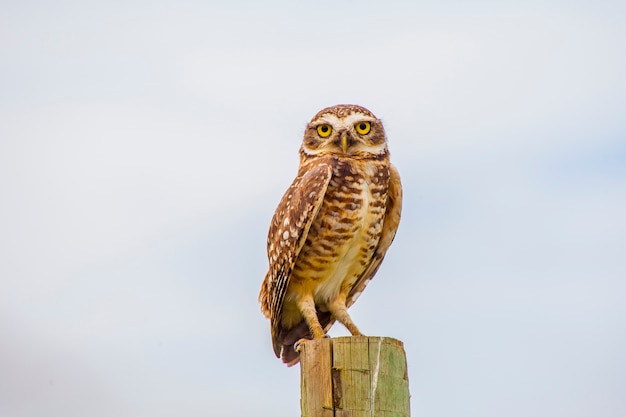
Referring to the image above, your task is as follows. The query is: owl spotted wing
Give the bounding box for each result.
[259,160,333,357]
[346,163,403,308]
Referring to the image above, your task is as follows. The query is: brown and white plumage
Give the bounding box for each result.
[259,104,402,366]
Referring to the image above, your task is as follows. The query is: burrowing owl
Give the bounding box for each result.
[259,104,402,365]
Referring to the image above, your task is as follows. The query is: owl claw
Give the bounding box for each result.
[294,334,331,352]
[294,338,308,353]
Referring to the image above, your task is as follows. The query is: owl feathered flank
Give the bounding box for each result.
[259,159,333,356]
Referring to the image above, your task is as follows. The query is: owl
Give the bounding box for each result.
[258,104,402,366]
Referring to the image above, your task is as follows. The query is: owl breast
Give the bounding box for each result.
[285,157,391,311]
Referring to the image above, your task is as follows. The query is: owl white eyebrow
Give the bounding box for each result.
[316,113,377,129]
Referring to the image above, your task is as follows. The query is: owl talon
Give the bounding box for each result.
[294,338,308,352]
[294,334,331,352]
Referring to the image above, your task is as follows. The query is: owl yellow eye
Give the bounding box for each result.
[355,121,371,135]
[317,124,332,138]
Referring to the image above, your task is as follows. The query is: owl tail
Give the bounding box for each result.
[275,310,333,367]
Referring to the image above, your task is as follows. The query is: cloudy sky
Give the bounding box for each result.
[1,1,625,416]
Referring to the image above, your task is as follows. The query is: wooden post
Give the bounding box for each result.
[299,336,410,417]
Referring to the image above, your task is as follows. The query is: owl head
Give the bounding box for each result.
[301,104,387,159]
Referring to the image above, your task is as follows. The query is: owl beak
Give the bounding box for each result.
[340,132,349,154]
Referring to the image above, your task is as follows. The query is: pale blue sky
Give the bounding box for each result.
[1,1,625,416]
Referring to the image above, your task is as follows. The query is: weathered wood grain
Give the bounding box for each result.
[299,336,410,417]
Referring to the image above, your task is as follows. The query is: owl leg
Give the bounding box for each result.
[296,294,326,339]
[328,294,363,336]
